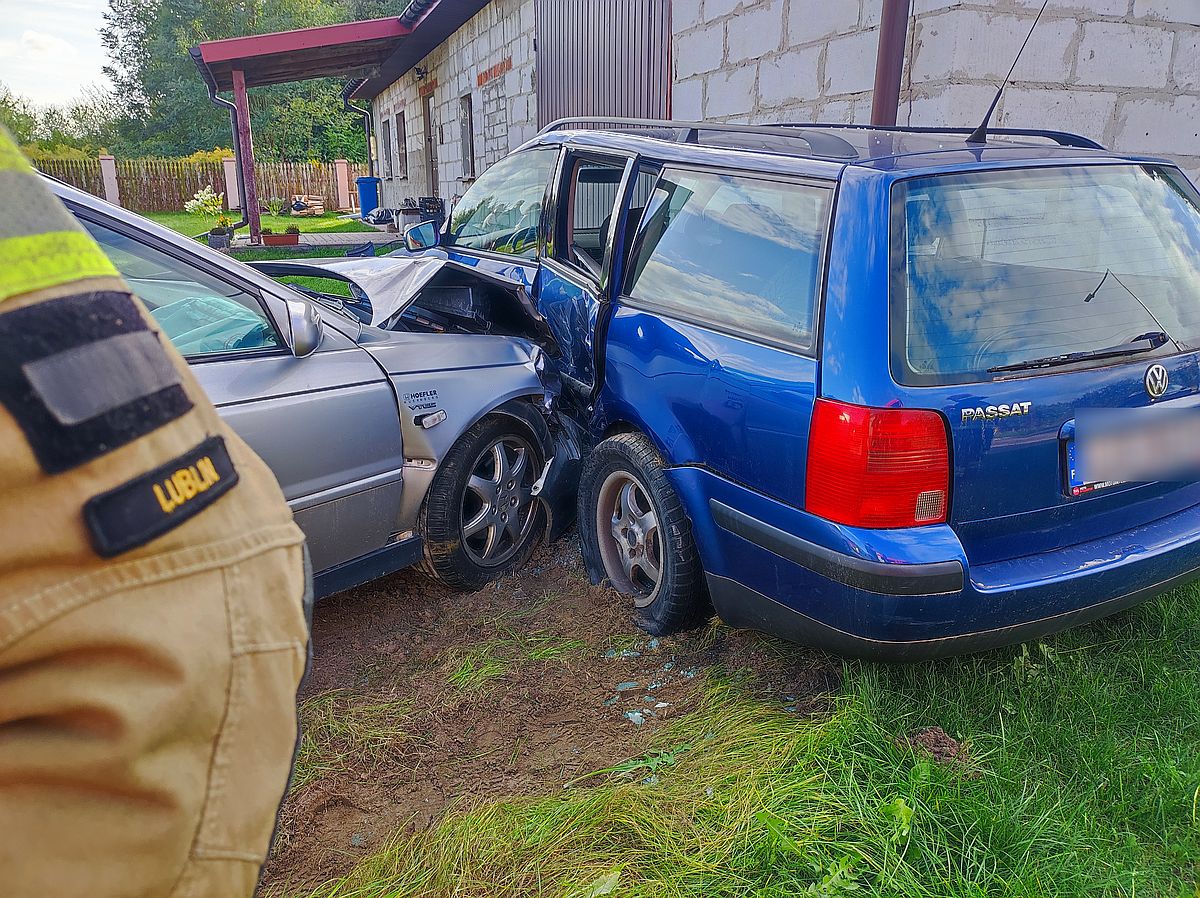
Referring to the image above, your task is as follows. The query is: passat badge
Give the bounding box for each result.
[961,401,1032,423]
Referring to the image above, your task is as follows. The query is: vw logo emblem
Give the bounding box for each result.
[1145,363,1169,399]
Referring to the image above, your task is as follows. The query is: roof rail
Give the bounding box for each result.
[774,122,1105,151]
[538,117,859,161]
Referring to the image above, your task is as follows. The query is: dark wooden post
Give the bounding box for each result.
[870,0,912,126]
[232,68,261,244]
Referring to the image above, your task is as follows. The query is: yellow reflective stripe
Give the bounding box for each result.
[0,133,33,174]
[0,231,117,303]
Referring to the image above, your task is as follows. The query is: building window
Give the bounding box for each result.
[459,94,476,180]
[380,117,394,179]
[394,111,407,180]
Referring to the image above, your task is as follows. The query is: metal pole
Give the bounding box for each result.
[870,0,911,126]
[232,68,262,244]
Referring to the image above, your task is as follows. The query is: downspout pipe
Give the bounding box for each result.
[343,79,374,178]
[189,47,248,235]
[870,0,911,126]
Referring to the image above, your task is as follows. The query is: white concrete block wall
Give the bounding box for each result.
[902,2,1200,179]
[365,0,1200,201]
[672,0,886,125]
[673,0,1200,180]
[371,0,537,206]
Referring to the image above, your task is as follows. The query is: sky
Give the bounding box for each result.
[0,0,113,105]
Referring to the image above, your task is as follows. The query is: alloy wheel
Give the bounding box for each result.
[460,434,539,568]
[595,470,662,607]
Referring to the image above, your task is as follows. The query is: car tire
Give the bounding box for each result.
[419,414,545,591]
[579,432,708,634]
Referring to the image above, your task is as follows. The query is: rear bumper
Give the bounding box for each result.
[668,466,1200,659]
[709,501,965,596]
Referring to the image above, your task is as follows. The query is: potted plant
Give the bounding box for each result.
[262,225,301,247]
[207,214,235,250]
[183,185,234,248]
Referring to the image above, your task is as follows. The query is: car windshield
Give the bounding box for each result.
[444,147,557,258]
[890,164,1200,385]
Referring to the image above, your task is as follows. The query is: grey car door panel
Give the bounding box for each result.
[72,203,406,575]
[187,326,405,573]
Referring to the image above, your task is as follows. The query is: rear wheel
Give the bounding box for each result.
[420,415,544,590]
[579,433,707,634]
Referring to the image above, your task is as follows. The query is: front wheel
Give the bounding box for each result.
[579,433,707,634]
[419,415,545,590]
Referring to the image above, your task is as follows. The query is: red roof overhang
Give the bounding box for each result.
[193,18,411,91]
[350,0,489,99]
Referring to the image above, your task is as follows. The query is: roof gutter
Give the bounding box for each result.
[190,46,249,235]
[343,78,375,178]
[398,0,439,28]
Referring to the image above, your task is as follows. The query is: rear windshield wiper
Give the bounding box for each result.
[987,332,1169,374]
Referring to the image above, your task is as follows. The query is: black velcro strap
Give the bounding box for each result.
[84,435,238,557]
[0,291,193,473]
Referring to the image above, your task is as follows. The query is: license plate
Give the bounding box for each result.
[1068,405,1200,496]
[1065,438,1123,497]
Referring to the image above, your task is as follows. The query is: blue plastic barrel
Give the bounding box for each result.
[356,176,382,218]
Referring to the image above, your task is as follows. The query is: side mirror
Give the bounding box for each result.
[404,220,441,252]
[284,298,323,358]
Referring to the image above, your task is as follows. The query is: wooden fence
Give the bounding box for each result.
[38,158,105,199]
[37,156,369,214]
[255,161,366,211]
[120,159,226,212]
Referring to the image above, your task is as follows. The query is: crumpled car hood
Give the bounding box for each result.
[249,255,529,328]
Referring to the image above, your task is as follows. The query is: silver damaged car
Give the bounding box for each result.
[51,179,580,598]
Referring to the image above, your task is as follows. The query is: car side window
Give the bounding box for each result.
[558,157,626,277]
[624,168,832,351]
[79,217,282,359]
[445,147,557,259]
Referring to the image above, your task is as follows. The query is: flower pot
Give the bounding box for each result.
[262,233,300,247]
[206,230,232,250]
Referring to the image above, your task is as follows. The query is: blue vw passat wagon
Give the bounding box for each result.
[401,120,1200,658]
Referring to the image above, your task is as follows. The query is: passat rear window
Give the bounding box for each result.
[890,165,1200,385]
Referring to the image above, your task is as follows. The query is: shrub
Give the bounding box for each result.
[180,147,235,164]
[184,185,224,219]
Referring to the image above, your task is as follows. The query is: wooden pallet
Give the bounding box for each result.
[290,194,326,217]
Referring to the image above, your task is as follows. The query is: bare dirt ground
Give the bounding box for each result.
[261,535,838,894]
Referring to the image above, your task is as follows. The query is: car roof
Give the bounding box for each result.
[532,121,1164,179]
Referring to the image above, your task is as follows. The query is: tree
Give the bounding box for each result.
[0,84,38,145]
[100,0,371,161]
[0,81,121,159]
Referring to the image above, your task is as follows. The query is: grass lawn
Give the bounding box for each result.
[289,585,1200,898]
[144,211,375,236]
[230,246,351,262]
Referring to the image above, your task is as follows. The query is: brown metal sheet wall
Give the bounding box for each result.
[534,0,671,128]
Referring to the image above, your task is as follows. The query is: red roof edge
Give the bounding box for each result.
[197,17,411,65]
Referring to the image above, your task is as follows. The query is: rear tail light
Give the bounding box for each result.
[806,399,949,528]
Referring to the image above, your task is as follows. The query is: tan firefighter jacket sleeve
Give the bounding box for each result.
[0,130,311,898]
